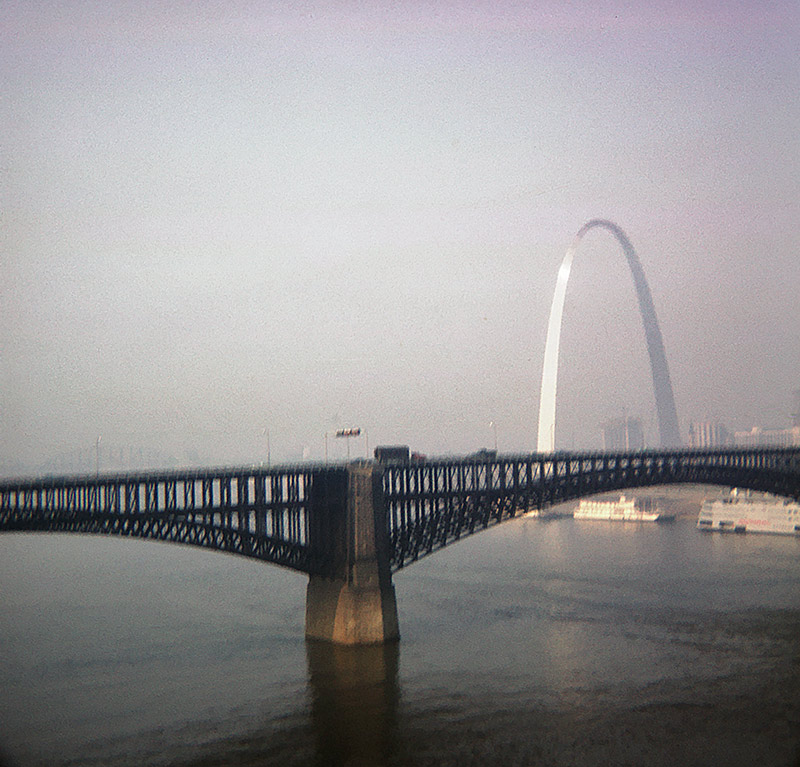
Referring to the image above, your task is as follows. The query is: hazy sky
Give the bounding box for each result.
[2,0,799,473]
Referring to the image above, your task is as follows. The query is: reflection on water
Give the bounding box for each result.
[306,641,399,766]
[0,513,799,766]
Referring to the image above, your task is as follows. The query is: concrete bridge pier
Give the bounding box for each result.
[305,462,399,645]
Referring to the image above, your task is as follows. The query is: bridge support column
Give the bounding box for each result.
[305,462,399,645]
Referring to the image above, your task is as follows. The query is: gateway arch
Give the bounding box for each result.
[536,219,681,452]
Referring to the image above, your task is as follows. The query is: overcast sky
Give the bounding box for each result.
[2,0,798,473]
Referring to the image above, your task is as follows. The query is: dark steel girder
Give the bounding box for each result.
[0,465,342,575]
[1,448,798,574]
[384,447,800,570]
[0,511,324,574]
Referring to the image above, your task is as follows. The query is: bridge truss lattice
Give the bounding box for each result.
[383,447,800,569]
[1,448,798,573]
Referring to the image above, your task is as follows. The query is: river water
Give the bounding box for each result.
[1,496,798,767]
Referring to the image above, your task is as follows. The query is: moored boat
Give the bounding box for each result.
[574,494,673,522]
[697,489,800,535]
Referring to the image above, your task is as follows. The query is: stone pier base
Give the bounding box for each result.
[304,462,399,645]
[305,576,399,645]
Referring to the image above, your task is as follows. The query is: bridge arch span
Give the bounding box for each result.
[0,465,350,575]
[0,512,317,572]
[385,448,800,570]
[537,219,681,452]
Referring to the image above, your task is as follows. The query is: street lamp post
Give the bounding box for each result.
[262,428,271,467]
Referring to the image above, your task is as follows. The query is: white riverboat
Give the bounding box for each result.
[697,490,800,535]
[574,494,671,522]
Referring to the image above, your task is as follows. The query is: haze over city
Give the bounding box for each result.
[2,0,798,474]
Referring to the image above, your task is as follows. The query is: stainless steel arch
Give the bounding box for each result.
[537,219,681,451]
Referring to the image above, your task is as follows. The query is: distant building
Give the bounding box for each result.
[602,417,644,451]
[733,426,800,448]
[689,421,731,448]
[374,445,410,463]
[690,392,800,451]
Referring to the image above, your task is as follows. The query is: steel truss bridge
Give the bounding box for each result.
[1,447,798,575]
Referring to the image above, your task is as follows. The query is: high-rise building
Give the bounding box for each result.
[689,421,731,448]
[602,417,644,451]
